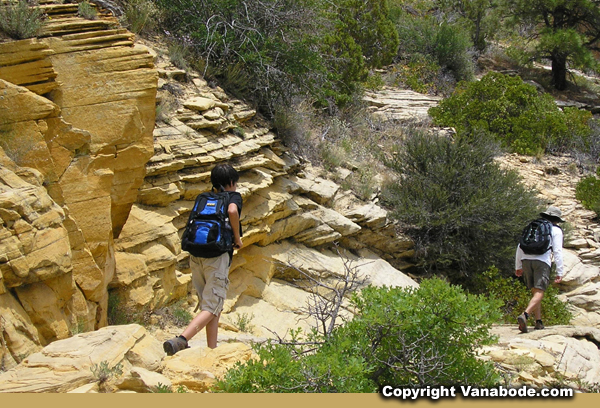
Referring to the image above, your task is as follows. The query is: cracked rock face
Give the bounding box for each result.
[1,1,156,366]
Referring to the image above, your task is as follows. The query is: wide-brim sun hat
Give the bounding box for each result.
[540,206,565,223]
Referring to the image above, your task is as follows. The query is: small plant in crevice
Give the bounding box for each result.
[90,360,123,384]
[152,383,173,393]
[167,42,191,72]
[107,291,152,327]
[155,94,177,124]
[169,300,193,327]
[78,0,97,20]
[234,313,255,334]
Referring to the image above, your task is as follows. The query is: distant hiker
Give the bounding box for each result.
[515,206,565,333]
[163,163,243,355]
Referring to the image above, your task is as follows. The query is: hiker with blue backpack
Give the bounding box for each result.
[163,163,243,356]
[515,206,565,333]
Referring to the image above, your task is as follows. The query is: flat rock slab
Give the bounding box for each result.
[363,88,442,122]
[0,324,163,393]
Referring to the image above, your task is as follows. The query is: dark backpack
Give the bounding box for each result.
[181,191,233,258]
[519,218,553,255]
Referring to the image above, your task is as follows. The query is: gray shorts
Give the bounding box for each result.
[190,253,230,315]
[522,259,551,291]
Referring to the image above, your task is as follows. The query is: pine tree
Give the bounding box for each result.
[503,0,600,90]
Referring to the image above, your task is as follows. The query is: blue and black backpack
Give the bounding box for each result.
[181,191,233,258]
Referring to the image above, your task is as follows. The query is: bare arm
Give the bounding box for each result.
[228,203,243,249]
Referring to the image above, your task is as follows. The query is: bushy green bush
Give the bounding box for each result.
[350,279,501,387]
[154,0,325,115]
[475,266,572,326]
[390,55,453,95]
[216,338,374,392]
[429,72,593,155]
[153,0,399,116]
[0,0,45,39]
[576,168,600,217]
[392,9,475,83]
[434,22,476,81]
[217,278,501,392]
[438,0,499,52]
[337,0,399,68]
[381,129,541,283]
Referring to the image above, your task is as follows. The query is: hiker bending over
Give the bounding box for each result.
[515,206,564,333]
[163,163,243,355]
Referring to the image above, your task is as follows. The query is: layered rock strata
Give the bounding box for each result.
[111,43,417,338]
[1,1,416,369]
[0,1,156,368]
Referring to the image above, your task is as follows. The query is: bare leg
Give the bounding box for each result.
[181,310,217,341]
[206,313,221,349]
[525,289,544,320]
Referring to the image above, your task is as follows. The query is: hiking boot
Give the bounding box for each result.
[163,336,188,356]
[517,313,528,333]
[534,320,545,330]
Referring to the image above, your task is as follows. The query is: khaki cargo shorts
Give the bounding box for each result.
[190,253,230,315]
[522,259,551,291]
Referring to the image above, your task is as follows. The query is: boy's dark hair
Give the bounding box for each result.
[211,163,239,191]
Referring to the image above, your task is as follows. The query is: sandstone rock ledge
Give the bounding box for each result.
[0,324,254,393]
[1,1,156,369]
[110,41,419,340]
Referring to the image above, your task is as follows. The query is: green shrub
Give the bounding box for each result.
[121,0,159,34]
[392,55,452,95]
[154,0,333,115]
[337,0,399,68]
[217,339,372,393]
[78,0,97,20]
[475,266,572,326]
[576,169,600,217]
[363,71,384,91]
[0,0,45,40]
[381,129,541,283]
[153,0,400,115]
[217,278,501,392]
[392,10,475,83]
[434,22,475,82]
[347,278,501,387]
[429,72,593,155]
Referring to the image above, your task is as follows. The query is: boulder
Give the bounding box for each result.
[0,324,163,393]
[161,342,255,392]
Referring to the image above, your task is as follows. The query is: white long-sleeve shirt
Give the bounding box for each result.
[515,224,564,277]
